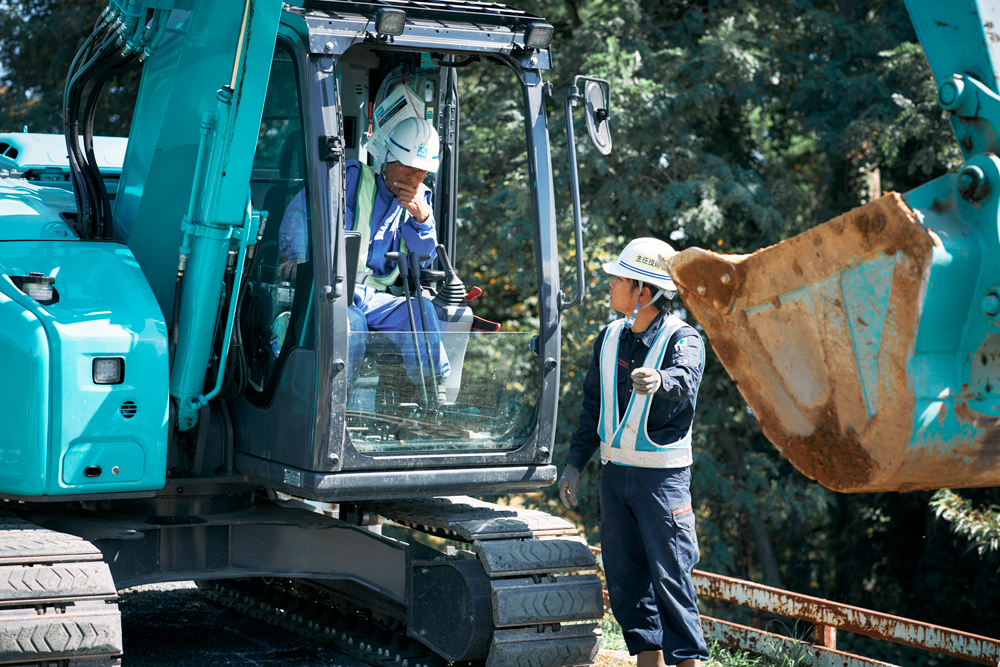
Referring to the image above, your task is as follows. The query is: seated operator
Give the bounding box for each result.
[278,115,450,389]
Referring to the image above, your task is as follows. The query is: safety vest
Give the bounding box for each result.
[353,163,409,291]
[597,316,694,469]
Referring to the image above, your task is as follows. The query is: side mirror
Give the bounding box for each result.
[583,80,612,155]
[551,75,611,311]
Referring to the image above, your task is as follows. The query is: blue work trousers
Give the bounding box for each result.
[600,463,709,661]
[353,285,450,386]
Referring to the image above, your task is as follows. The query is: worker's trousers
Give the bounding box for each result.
[353,285,451,386]
[600,463,709,661]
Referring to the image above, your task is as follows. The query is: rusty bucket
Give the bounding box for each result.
[668,190,1000,492]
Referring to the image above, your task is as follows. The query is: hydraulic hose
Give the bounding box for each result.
[169,257,186,374]
[82,53,142,236]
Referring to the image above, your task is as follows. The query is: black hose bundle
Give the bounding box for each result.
[63,6,166,239]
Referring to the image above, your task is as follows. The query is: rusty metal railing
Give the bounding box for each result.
[693,570,1000,667]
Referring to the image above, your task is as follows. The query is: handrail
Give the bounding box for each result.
[693,570,1000,666]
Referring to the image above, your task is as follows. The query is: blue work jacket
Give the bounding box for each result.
[277,159,438,272]
[345,160,438,275]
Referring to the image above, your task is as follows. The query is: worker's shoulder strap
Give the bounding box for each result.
[596,320,627,443]
[353,162,378,267]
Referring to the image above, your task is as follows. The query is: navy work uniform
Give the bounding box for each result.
[566,310,709,662]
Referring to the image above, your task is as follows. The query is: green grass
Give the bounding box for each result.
[600,614,628,652]
[600,613,810,667]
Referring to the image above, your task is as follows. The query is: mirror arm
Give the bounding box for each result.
[560,88,586,312]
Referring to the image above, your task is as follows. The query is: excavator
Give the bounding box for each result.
[666,0,1000,495]
[0,0,613,665]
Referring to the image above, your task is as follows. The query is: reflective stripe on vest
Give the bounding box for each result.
[597,316,694,469]
[352,163,407,291]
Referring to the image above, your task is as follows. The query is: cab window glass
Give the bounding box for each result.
[244,45,313,394]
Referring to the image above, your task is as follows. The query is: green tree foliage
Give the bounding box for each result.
[2,0,999,660]
[931,488,1000,558]
[0,0,138,136]
[457,0,999,656]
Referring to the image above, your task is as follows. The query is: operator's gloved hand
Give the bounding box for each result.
[558,464,580,508]
[631,367,662,396]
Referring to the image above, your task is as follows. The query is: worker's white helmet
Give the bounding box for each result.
[603,237,678,294]
[383,117,440,173]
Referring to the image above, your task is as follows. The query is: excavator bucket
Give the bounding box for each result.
[665,0,1000,493]
[667,190,1000,492]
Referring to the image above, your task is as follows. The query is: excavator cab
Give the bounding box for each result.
[217,4,580,497]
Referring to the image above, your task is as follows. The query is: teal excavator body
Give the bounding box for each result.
[0,3,611,665]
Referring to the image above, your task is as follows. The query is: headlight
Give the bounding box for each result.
[376,8,406,36]
[93,357,124,385]
[524,22,554,49]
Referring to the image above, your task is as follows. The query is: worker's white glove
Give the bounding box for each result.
[558,465,580,508]
[631,367,662,396]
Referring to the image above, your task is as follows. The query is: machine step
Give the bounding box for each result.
[372,496,578,541]
[476,537,597,576]
[0,513,122,666]
[488,623,602,667]
[491,574,605,628]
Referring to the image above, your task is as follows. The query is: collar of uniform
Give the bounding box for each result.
[375,172,394,203]
[624,310,668,348]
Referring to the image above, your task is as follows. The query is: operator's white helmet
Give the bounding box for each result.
[383,117,440,173]
[603,237,678,294]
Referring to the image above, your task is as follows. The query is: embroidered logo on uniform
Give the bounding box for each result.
[675,338,686,350]
[417,146,428,158]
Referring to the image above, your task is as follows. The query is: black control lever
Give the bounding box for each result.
[384,251,429,404]
[432,244,467,308]
[408,252,439,402]
[422,269,446,284]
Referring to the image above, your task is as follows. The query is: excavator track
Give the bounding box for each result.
[203,497,603,667]
[0,512,122,667]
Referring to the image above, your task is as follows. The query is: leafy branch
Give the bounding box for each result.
[930,489,1000,558]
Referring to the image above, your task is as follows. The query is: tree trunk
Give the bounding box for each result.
[717,425,784,589]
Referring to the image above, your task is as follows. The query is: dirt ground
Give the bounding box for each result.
[118,581,631,667]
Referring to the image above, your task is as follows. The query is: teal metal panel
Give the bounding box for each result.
[901,153,1000,468]
[904,0,1000,93]
[0,133,127,174]
[905,0,1000,160]
[0,286,49,496]
[0,240,168,495]
[115,1,285,320]
[62,441,146,484]
[841,253,896,419]
[0,181,78,241]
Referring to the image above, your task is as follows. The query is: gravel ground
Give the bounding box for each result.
[118,581,368,667]
[118,581,627,667]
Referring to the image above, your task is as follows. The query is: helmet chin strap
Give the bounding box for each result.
[623,283,665,331]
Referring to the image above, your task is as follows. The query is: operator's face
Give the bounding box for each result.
[608,275,641,316]
[384,160,428,196]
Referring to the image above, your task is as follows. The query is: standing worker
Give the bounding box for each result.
[559,238,709,667]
